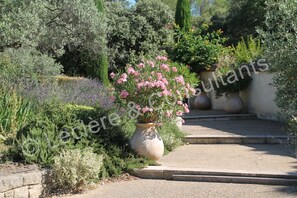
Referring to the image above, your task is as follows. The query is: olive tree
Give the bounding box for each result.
[259,0,297,135]
[0,0,106,78]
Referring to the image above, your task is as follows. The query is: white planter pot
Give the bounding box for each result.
[224,92,244,114]
[193,92,211,110]
[130,123,164,161]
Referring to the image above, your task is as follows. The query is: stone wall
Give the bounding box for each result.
[0,170,43,198]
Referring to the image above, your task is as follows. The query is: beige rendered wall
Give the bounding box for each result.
[199,71,281,121]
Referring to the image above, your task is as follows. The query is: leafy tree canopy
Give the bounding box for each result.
[0,0,106,58]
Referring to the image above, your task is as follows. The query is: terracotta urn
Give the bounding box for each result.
[130,123,164,161]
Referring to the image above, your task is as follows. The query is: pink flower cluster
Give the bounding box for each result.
[165,110,172,118]
[136,70,170,93]
[120,90,129,98]
[138,63,145,68]
[128,67,140,76]
[111,55,197,122]
[127,67,135,75]
[175,76,185,85]
[174,102,189,116]
[156,56,168,61]
[117,73,128,84]
[134,105,153,113]
[141,106,153,113]
[110,72,115,79]
[183,103,190,113]
[147,61,155,68]
[185,83,196,95]
[160,64,170,72]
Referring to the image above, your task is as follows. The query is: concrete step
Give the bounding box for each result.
[133,167,297,186]
[183,113,257,121]
[183,135,290,144]
[158,144,296,173]
[172,174,297,186]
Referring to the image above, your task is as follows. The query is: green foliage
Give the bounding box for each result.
[0,0,105,58]
[160,0,178,13]
[224,0,266,44]
[216,36,263,76]
[214,36,262,97]
[258,0,297,135]
[192,0,231,38]
[15,103,150,177]
[0,47,62,84]
[215,46,236,75]
[169,24,226,74]
[0,89,34,141]
[16,104,88,166]
[94,0,105,12]
[93,0,110,85]
[192,0,230,19]
[233,36,263,65]
[106,0,174,68]
[98,53,110,86]
[0,0,106,80]
[288,118,297,142]
[158,123,184,153]
[214,70,252,97]
[175,0,192,31]
[52,148,103,192]
[0,0,47,51]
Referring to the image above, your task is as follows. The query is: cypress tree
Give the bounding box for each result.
[94,0,109,86]
[98,51,109,86]
[175,0,192,31]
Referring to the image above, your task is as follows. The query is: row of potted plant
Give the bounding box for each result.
[194,36,264,113]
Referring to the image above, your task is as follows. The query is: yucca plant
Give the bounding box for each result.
[0,89,34,140]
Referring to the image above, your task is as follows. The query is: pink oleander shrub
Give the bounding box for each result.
[111,56,198,123]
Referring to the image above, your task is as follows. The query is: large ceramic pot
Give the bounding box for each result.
[193,92,211,110]
[130,123,164,161]
[224,92,244,114]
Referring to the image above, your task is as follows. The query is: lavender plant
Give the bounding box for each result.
[19,77,113,108]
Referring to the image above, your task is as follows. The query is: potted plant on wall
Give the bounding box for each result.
[214,36,263,113]
[214,70,252,113]
[111,56,197,160]
[169,24,226,110]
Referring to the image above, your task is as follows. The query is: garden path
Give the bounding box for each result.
[64,111,297,198]
[134,111,297,186]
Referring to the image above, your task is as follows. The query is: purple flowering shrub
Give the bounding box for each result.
[19,77,113,108]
